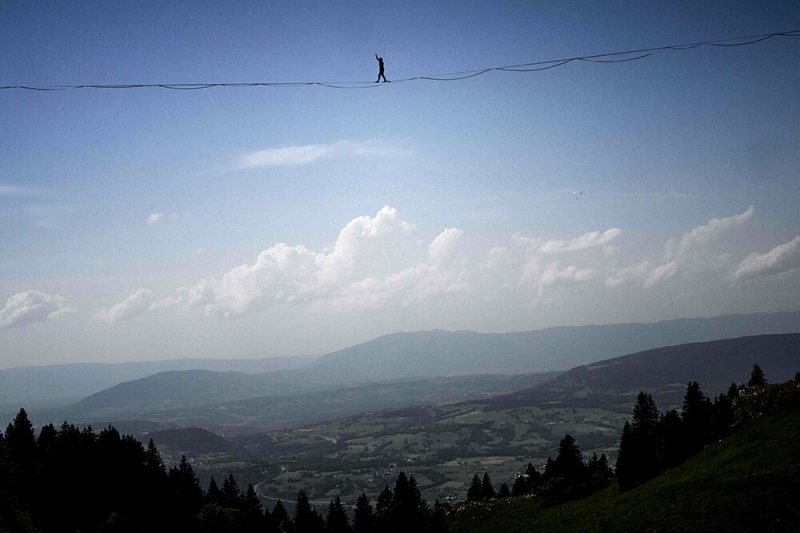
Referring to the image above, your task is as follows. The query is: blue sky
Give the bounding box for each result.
[2,1,800,369]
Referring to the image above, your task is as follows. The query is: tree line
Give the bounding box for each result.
[615,364,771,491]
[0,408,450,533]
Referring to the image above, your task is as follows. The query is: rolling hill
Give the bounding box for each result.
[488,333,800,412]
[0,355,316,413]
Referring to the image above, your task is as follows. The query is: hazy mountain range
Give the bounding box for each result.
[2,310,799,415]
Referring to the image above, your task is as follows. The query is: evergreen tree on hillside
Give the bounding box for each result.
[295,489,324,533]
[682,381,713,455]
[748,363,767,388]
[656,409,684,468]
[617,391,661,491]
[325,495,351,533]
[167,455,204,530]
[466,474,483,502]
[353,492,374,533]
[615,421,637,491]
[242,483,268,531]
[511,474,528,497]
[496,482,511,499]
[272,499,291,530]
[374,485,393,532]
[540,433,590,502]
[222,474,241,507]
[390,472,428,531]
[4,408,36,498]
[481,473,496,501]
[207,476,223,505]
[586,453,613,491]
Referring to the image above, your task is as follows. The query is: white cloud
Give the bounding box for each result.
[236,140,406,169]
[605,260,652,288]
[186,207,471,317]
[427,228,462,266]
[0,290,71,329]
[94,289,155,323]
[730,235,800,282]
[535,228,622,254]
[506,227,616,298]
[518,258,595,295]
[149,287,188,310]
[665,205,754,260]
[146,213,162,224]
[608,207,756,289]
[643,261,679,288]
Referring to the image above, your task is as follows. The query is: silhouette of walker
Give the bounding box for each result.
[375,54,388,83]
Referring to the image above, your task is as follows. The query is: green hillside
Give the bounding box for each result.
[449,380,800,533]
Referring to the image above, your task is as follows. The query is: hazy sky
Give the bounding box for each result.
[2,1,800,369]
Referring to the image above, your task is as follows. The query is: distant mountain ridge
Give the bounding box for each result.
[3,310,798,413]
[311,310,800,379]
[489,333,800,412]
[0,355,317,412]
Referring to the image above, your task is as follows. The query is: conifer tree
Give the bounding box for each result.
[496,482,511,499]
[656,409,684,468]
[511,474,528,497]
[4,408,36,496]
[374,485,393,532]
[466,474,483,502]
[682,381,712,455]
[295,489,323,533]
[481,473,496,501]
[222,473,241,507]
[630,392,660,482]
[524,462,541,494]
[325,495,351,533]
[207,476,223,505]
[389,472,428,532]
[585,453,613,491]
[272,499,291,530]
[144,438,167,481]
[242,483,268,531]
[167,455,204,530]
[353,492,374,533]
[549,434,584,481]
[748,363,767,388]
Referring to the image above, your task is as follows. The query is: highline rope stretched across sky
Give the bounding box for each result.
[2,29,798,92]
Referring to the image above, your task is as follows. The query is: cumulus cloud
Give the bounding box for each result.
[729,235,800,282]
[605,260,652,288]
[665,205,754,260]
[504,227,617,298]
[237,140,406,169]
[149,287,188,310]
[518,258,595,295]
[185,206,471,317]
[0,290,71,329]
[535,228,622,254]
[146,213,162,224]
[608,207,756,289]
[643,261,679,288]
[427,228,462,266]
[94,289,155,323]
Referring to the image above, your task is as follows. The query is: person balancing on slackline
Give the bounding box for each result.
[375,54,388,83]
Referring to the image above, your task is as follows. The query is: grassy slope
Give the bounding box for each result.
[450,382,800,533]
